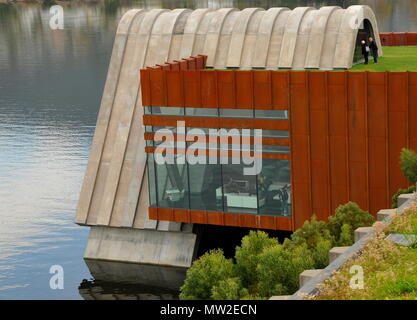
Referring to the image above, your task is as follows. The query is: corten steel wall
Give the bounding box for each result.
[141,68,417,230]
[379,32,417,46]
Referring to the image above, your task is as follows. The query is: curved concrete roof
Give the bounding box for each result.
[75,6,382,231]
[115,6,380,70]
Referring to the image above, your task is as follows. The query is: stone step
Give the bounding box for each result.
[354,227,374,242]
[269,295,291,300]
[398,193,414,207]
[328,246,350,263]
[377,209,396,222]
[299,269,323,287]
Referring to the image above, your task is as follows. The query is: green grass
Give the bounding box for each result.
[350,46,417,72]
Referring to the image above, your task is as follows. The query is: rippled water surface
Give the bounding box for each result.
[0,0,417,299]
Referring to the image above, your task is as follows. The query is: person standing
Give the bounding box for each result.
[361,40,369,64]
[369,36,379,63]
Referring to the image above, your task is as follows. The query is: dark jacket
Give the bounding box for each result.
[369,40,378,54]
[361,43,369,55]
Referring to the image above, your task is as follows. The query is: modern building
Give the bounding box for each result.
[75,6,414,270]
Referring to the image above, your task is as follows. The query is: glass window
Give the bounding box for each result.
[187,127,212,134]
[255,110,288,119]
[147,154,157,207]
[155,155,189,209]
[144,106,152,115]
[152,107,184,116]
[262,130,289,138]
[221,163,258,214]
[188,160,223,212]
[145,126,153,132]
[262,145,290,153]
[257,159,291,217]
[186,108,218,117]
[154,126,177,134]
[220,109,254,118]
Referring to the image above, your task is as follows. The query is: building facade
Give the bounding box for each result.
[75,6,398,269]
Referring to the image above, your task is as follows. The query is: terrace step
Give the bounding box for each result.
[269,295,291,300]
[299,269,323,287]
[328,246,350,263]
[377,209,396,222]
[354,227,374,242]
[398,193,414,207]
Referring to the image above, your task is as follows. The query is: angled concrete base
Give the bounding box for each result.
[83,258,187,290]
[84,226,198,268]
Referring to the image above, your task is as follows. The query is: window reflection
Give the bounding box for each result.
[155,155,189,209]
[188,159,223,212]
[257,159,291,217]
[221,163,258,214]
[149,157,291,217]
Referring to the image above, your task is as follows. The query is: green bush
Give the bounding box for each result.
[180,202,375,300]
[312,238,333,268]
[256,244,314,297]
[328,202,375,246]
[337,223,353,246]
[392,185,416,208]
[179,249,234,300]
[283,216,333,267]
[211,277,248,300]
[284,216,332,250]
[234,230,278,289]
[400,148,417,184]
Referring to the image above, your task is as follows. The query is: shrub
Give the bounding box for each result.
[337,223,353,246]
[328,202,375,246]
[179,249,234,300]
[181,202,373,300]
[256,244,314,297]
[392,185,416,208]
[400,148,417,184]
[234,231,278,289]
[211,277,248,300]
[284,216,333,249]
[283,216,333,267]
[312,238,333,268]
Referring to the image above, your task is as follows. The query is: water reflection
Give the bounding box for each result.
[1,0,417,300]
[79,280,179,300]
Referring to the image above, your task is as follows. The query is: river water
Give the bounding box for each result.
[0,0,416,300]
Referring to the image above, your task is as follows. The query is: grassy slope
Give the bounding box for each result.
[314,202,417,300]
[349,46,417,72]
